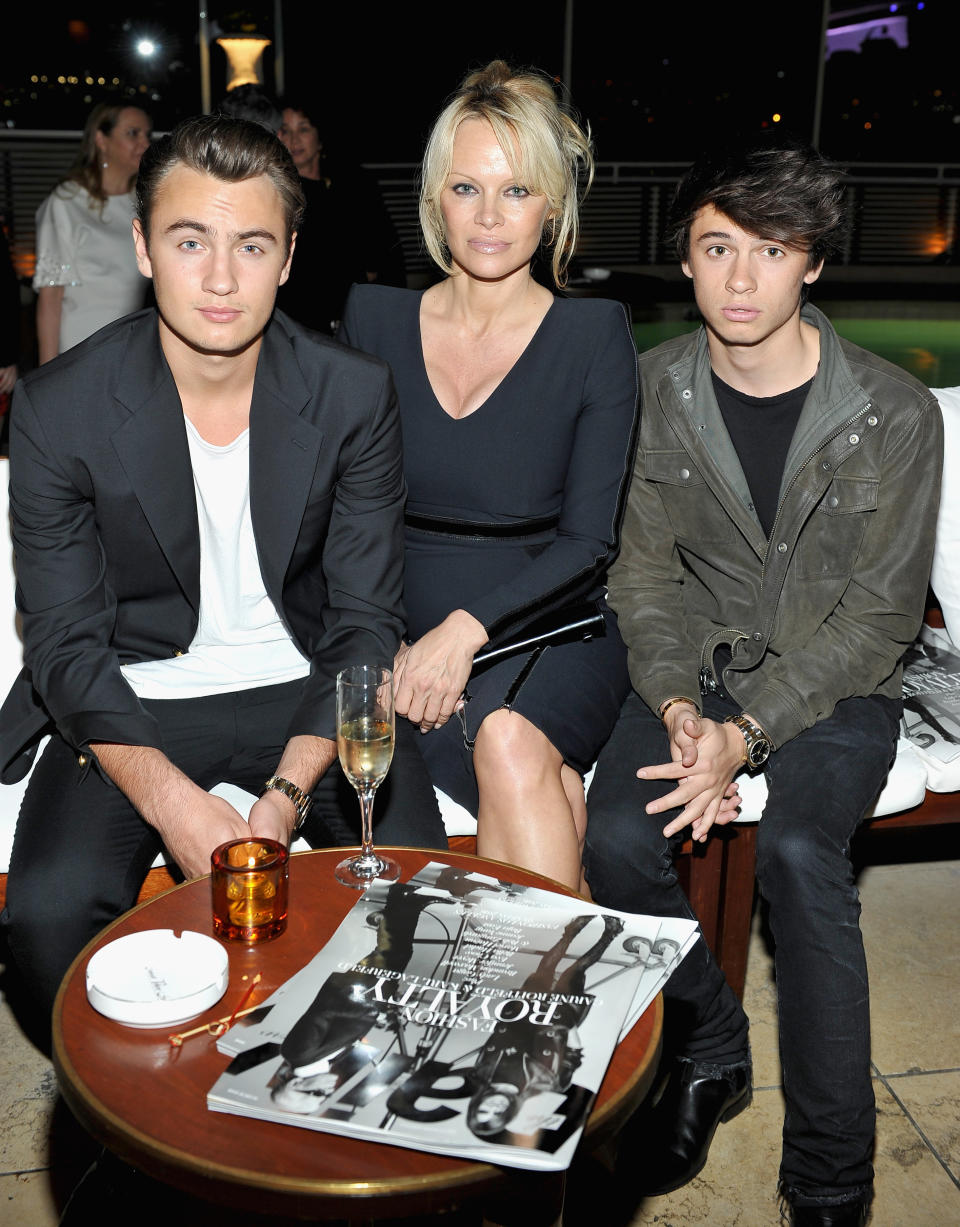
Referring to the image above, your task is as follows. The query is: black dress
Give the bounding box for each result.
[338,284,639,816]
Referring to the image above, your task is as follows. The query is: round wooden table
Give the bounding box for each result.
[53,848,662,1223]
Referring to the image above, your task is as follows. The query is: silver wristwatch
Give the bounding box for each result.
[262,776,313,830]
[724,714,772,769]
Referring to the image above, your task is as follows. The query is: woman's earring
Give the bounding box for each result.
[102,160,108,169]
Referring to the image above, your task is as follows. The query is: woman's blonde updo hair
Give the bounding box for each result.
[419,61,594,287]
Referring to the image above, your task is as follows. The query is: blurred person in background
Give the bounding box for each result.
[277,98,405,333]
[33,102,151,363]
[0,223,18,394]
[0,222,19,452]
[216,83,281,134]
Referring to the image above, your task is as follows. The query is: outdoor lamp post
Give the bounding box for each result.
[215,34,271,91]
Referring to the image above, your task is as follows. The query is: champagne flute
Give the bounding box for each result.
[335,664,400,888]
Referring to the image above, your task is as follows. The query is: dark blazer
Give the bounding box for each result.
[0,308,405,783]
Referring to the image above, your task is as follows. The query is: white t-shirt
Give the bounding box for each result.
[121,419,310,699]
[33,183,147,352]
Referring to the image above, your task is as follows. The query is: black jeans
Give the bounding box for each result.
[4,679,446,1016]
[584,688,901,1205]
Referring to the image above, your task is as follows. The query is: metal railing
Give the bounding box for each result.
[2,133,958,281]
[374,160,960,274]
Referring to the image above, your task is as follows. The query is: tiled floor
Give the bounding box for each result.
[613,852,960,1227]
[1,851,958,1226]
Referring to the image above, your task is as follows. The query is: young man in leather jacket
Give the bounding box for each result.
[585,138,943,1226]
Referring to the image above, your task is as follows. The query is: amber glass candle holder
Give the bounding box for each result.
[211,838,289,943]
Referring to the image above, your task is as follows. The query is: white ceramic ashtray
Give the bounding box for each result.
[86,929,229,1027]
[582,266,611,282]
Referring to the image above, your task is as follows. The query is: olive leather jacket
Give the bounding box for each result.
[609,304,943,750]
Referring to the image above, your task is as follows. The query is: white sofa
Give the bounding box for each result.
[1,380,956,874]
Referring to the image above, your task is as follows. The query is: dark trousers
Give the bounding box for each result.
[584,688,901,1205]
[3,679,446,1016]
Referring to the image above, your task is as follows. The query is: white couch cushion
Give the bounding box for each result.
[728,735,929,824]
[0,444,943,875]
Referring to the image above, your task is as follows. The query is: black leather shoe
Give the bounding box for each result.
[619,1056,752,1195]
[789,1202,869,1226]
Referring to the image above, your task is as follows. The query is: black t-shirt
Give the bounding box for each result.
[712,371,813,539]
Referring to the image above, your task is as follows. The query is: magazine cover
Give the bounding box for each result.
[406,862,696,1039]
[208,872,689,1171]
[213,882,451,1059]
[217,863,696,1058]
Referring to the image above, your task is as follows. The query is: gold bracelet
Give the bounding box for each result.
[659,696,700,723]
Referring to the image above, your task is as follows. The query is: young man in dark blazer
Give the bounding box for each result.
[0,115,444,1016]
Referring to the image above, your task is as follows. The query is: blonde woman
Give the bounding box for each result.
[34,102,150,362]
[339,62,638,891]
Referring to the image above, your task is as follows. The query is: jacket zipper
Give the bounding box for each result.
[700,628,749,693]
[710,404,872,690]
[759,402,871,594]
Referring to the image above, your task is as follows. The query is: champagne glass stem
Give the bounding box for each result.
[358,787,378,865]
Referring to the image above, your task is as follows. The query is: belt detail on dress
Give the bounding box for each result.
[403,511,560,539]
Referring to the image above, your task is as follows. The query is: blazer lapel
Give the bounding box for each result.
[249,321,324,604]
[110,320,201,611]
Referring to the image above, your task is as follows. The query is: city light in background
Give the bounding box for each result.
[0,0,955,162]
[0,0,956,284]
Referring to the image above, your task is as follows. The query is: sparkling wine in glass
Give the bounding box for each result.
[335,664,400,888]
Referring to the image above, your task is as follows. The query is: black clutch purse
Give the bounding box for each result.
[472,600,606,668]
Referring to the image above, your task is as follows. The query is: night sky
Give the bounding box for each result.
[2,1,958,165]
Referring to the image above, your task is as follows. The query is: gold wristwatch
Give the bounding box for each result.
[724,714,772,769]
[262,776,313,830]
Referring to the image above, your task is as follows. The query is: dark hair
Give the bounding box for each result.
[278,98,318,127]
[65,101,151,211]
[216,84,282,134]
[136,114,305,252]
[668,137,846,270]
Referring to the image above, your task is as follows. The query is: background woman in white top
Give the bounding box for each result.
[34,101,151,362]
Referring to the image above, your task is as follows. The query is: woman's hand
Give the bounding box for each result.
[394,610,488,732]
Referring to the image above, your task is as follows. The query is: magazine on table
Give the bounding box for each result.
[901,624,960,766]
[207,869,696,1171]
[213,870,514,1058]
[216,862,695,1057]
[405,862,695,1039]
